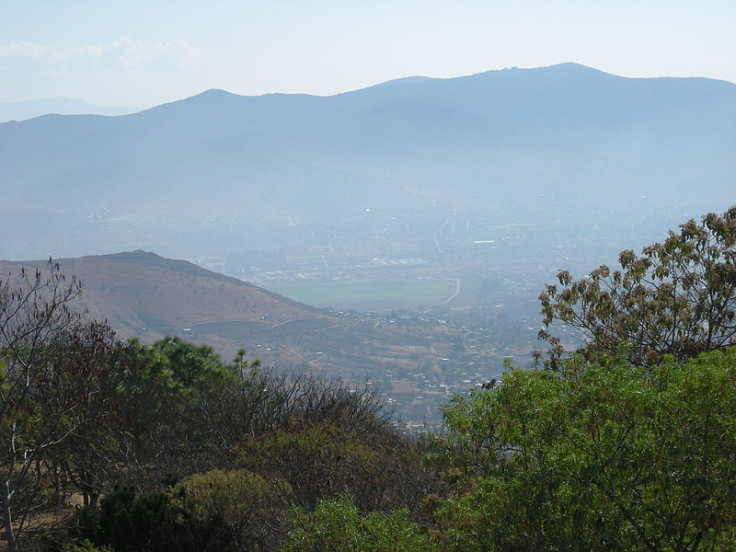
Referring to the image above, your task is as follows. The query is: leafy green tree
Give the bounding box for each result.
[148,337,236,388]
[434,348,736,551]
[282,494,440,552]
[539,207,736,367]
[107,337,248,482]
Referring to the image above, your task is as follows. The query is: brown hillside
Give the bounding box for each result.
[0,252,476,381]
[0,252,335,359]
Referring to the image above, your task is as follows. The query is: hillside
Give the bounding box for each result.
[0,253,505,403]
[0,251,328,343]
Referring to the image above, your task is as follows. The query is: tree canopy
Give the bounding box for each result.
[539,206,736,367]
[435,348,736,551]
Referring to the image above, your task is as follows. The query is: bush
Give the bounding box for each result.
[173,469,288,551]
[282,494,440,552]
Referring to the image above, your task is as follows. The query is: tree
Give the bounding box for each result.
[172,469,287,551]
[538,206,736,367]
[76,336,256,489]
[47,324,143,509]
[148,337,235,388]
[0,261,83,551]
[67,473,284,552]
[68,485,189,552]
[434,348,736,551]
[239,419,393,512]
[236,375,438,516]
[131,337,240,475]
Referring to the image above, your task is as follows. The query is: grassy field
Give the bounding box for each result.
[267,279,456,311]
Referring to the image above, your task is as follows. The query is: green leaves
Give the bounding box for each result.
[435,349,736,551]
[282,495,440,552]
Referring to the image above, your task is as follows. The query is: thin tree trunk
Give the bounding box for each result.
[1,478,17,552]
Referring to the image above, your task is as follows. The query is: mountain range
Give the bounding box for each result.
[0,97,142,123]
[2,63,735,262]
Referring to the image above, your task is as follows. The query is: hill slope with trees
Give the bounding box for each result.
[0,252,508,423]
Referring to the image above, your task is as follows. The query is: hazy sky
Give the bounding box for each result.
[2,1,735,107]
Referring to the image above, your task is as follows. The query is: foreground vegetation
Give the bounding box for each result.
[1,207,735,551]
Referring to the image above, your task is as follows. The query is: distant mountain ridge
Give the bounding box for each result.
[1,62,735,262]
[0,97,143,123]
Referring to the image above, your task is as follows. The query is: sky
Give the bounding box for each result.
[1,1,735,108]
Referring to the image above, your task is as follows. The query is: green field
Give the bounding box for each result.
[267,279,456,311]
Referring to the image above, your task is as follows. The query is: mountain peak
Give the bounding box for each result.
[192,88,240,100]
